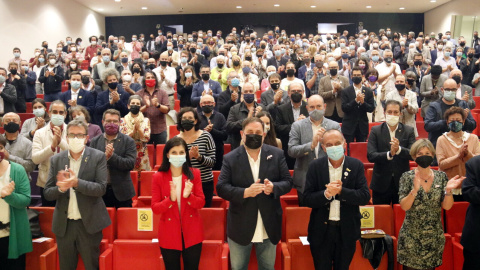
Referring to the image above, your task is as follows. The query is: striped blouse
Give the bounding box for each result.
[183,131,216,183]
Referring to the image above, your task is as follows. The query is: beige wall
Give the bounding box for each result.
[425,0,480,38]
[0,0,105,67]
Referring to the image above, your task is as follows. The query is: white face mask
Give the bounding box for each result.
[264,125,270,134]
[49,59,56,66]
[385,114,399,127]
[71,47,77,52]
[68,137,86,154]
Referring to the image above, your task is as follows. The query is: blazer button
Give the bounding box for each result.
[187,202,191,205]
[168,218,171,221]
[324,222,327,225]
[169,205,172,208]
[190,215,193,217]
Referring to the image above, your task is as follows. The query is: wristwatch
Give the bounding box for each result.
[156,104,161,108]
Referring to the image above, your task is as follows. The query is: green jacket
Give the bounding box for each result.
[3,161,32,259]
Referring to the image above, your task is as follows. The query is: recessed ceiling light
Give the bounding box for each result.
[399,7,405,10]
[366,5,372,8]
[430,0,436,2]
[274,4,280,7]
[236,6,242,8]
[114,0,121,2]
[98,8,104,11]
[310,5,316,8]
[141,7,147,10]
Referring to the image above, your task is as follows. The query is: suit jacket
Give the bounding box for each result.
[38,65,65,94]
[460,57,479,87]
[225,102,266,149]
[303,156,370,246]
[90,132,136,201]
[298,64,311,81]
[340,85,375,136]
[318,75,350,118]
[0,84,18,115]
[151,169,205,250]
[406,66,428,87]
[419,74,448,118]
[367,123,415,193]
[43,147,111,237]
[191,79,222,107]
[197,109,228,170]
[60,89,95,118]
[462,156,480,251]
[266,56,289,78]
[216,144,293,245]
[274,101,309,151]
[431,49,438,66]
[288,117,341,193]
[217,86,242,119]
[94,86,130,123]
[260,89,289,120]
[424,99,476,146]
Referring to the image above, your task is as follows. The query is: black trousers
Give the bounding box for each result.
[40,187,56,207]
[326,107,343,124]
[463,248,480,270]
[372,178,399,205]
[344,125,367,144]
[160,242,202,270]
[297,191,305,207]
[149,132,167,145]
[202,181,214,208]
[102,185,133,208]
[0,237,26,270]
[310,224,356,270]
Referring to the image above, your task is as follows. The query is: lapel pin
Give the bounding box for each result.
[435,185,440,188]
[79,96,83,99]
[84,157,88,163]
[346,168,351,172]
[267,155,272,160]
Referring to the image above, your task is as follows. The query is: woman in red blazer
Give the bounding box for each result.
[151,137,205,270]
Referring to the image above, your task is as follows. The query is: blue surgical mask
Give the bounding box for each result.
[326,145,344,161]
[443,90,456,101]
[71,81,81,90]
[181,57,188,64]
[51,114,65,126]
[169,154,186,168]
[102,55,110,63]
[242,67,251,74]
[444,52,451,57]
[231,78,240,87]
[372,56,379,62]
[196,49,201,55]
[33,108,45,117]
[275,50,282,57]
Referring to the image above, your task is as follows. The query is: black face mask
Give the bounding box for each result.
[129,105,140,115]
[286,69,295,77]
[201,105,214,114]
[160,61,168,67]
[395,84,406,91]
[407,78,415,85]
[329,69,338,76]
[452,75,461,84]
[233,60,240,66]
[108,82,118,89]
[352,76,362,85]
[414,60,423,66]
[415,155,433,168]
[10,69,17,75]
[181,119,195,131]
[460,42,466,47]
[201,73,210,81]
[244,134,263,149]
[468,53,474,59]
[384,57,393,63]
[3,122,20,134]
[217,63,224,69]
[190,47,196,54]
[147,64,156,70]
[81,76,90,85]
[291,92,303,103]
[270,83,280,90]
[133,68,141,73]
[261,45,266,49]
[245,57,252,61]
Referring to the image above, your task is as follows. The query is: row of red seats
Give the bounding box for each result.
[26,203,468,270]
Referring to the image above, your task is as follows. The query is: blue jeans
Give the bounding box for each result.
[228,237,276,270]
[44,92,61,102]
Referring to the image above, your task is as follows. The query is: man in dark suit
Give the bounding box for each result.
[460,48,479,88]
[275,82,309,169]
[304,129,371,270]
[341,67,375,143]
[406,53,429,86]
[462,155,480,269]
[266,45,289,78]
[90,109,136,208]
[367,100,416,205]
[217,117,293,270]
[191,66,222,108]
[44,120,111,270]
[0,67,18,115]
[60,71,95,120]
[94,69,130,127]
[188,46,205,78]
[218,70,242,119]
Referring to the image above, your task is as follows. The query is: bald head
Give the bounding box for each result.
[200,94,215,104]
[443,79,458,89]
[307,94,326,113]
[450,69,462,78]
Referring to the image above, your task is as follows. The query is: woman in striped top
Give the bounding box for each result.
[176,107,216,207]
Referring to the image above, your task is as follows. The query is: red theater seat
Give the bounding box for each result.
[147,144,155,168]
[445,202,468,236]
[18,113,35,125]
[131,171,138,202]
[452,238,464,270]
[174,100,180,112]
[140,171,155,196]
[169,125,180,139]
[473,96,480,109]
[416,121,428,139]
[349,142,374,169]
[224,144,231,155]
[26,102,33,113]
[155,144,166,166]
[368,122,382,135]
[282,207,314,270]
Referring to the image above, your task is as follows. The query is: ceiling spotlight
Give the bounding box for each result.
[366,6,372,8]
[274,4,280,7]
[310,5,316,8]
[430,0,436,2]
[114,0,121,2]
[399,7,405,10]
[141,7,147,10]
[98,8,104,11]
[236,6,242,8]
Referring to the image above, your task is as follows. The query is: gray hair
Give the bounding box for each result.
[128,95,143,106]
[102,68,120,83]
[383,49,392,54]
[48,100,66,112]
[405,71,417,80]
[47,53,56,59]
[67,119,88,134]
[216,55,225,62]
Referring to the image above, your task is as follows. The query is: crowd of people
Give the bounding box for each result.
[1,25,480,270]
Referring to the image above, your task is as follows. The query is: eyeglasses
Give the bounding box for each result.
[104,120,120,124]
[444,88,457,92]
[67,134,87,139]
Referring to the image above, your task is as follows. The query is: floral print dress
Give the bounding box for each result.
[397,170,447,269]
[120,113,151,171]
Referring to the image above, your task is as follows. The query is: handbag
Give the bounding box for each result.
[27,208,44,239]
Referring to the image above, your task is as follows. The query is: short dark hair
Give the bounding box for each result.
[385,99,402,110]
[177,107,201,132]
[444,106,466,121]
[158,137,194,179]
[102,109,121,121]
[351,66,363,75]
[242,117,264,131]
[268,73,281,81]
[89,36,98,42]
[142,71,158,89]
[69,105,91,123]
[70,71,82,79]
[431,65,442,76]
[414,53,423,58]
[365,68,379,78]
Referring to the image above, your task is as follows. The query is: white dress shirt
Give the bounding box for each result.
[311,119,322,158]
[153,66,177,95]
[386,125,402,160]
[247,149,269,243]
[327,159,344,221]
[67,149,84,220]
[71,88,79,101]
[375,62,401,97]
